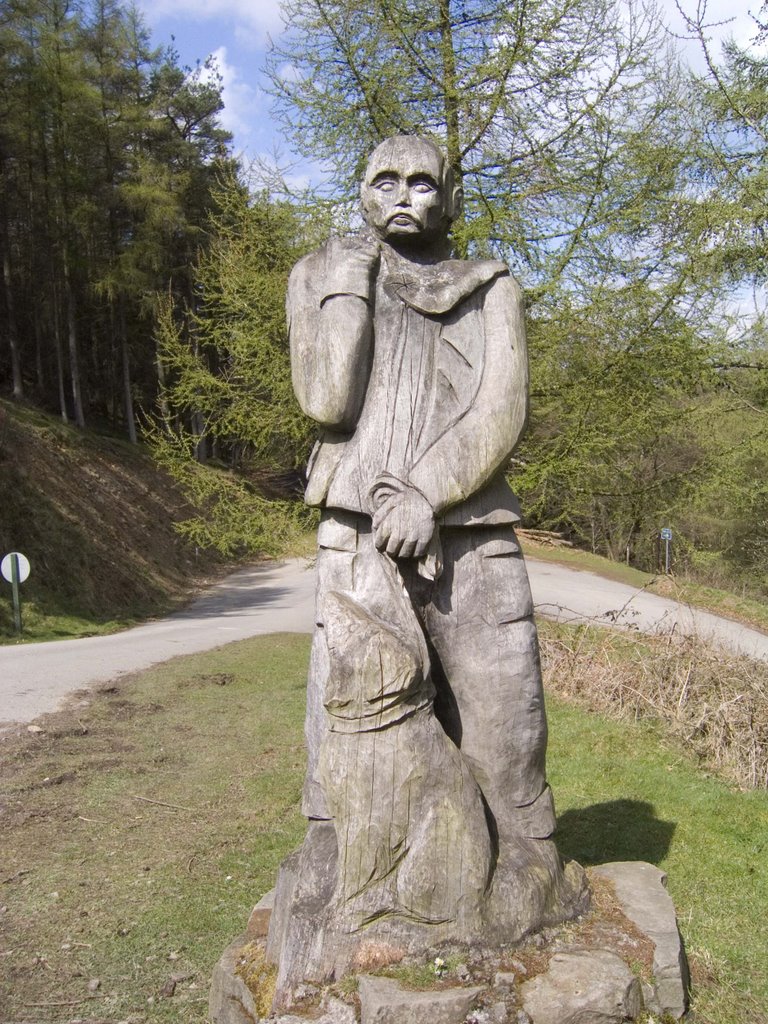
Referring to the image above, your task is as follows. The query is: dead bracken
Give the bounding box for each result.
[540,623,768,790]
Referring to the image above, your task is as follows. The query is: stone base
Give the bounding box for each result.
[209,861,690,1024]
[263,821,589,1009]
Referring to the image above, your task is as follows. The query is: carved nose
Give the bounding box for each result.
[394,182,410,205]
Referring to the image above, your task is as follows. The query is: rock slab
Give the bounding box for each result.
[520,949,643,1024]
[209,934,260,1024]
[592,861,689,1019]
[279,996,357,1024]
[358,975,484,1024]
[247,889,275,939]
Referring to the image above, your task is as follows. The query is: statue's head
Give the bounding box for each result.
[360,135,462,249]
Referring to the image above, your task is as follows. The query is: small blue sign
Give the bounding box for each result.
[660,528,673,541]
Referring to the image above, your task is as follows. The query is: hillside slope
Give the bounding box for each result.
[0,400,222,639]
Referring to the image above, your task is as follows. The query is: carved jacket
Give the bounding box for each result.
[287,239,529,528]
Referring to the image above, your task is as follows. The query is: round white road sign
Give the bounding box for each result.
[1,552,31,584]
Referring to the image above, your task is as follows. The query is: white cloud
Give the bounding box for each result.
[276,62,303,83]
[233,23,272,50]
[199,46,263,141]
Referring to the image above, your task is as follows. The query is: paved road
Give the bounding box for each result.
[0,559,317,728]
[2,556,767,728]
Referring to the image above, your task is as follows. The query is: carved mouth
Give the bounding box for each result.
[388,213,419,227]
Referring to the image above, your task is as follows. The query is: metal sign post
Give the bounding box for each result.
[1,552,31,635]
[660,528,673,574]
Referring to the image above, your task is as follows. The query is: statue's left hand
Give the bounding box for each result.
[370,481,435,559]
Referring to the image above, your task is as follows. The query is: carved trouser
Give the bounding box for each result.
[303,509,555,843]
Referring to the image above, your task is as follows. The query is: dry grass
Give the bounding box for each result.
[540,622,768,789]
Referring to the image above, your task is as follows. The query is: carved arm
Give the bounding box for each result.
[288,237,379,430]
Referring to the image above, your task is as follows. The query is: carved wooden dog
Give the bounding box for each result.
[318,567,492,934]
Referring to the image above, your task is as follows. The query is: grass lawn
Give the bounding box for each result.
[1,633,766,1023]
[0,605,157,644]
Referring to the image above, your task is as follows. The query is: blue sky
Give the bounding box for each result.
[135,0,285,164]
[135,0,767,169]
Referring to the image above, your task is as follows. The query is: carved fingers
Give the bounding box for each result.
[323,235,381,302]
[370,483,435,559]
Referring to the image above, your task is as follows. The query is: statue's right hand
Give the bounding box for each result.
[324,236,381,300]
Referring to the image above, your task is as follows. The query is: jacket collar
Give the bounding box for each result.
[382,250,508,315]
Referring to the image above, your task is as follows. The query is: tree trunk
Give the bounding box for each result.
[192,410,207,463]
[33,308,45,393]
[1,189,24,400]
[155,340,172,428]
[61,244,85,428]
[51,281,69,423]
[437,0,465,256]
[119,304,137,443]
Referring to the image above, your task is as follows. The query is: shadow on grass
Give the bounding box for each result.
[556,799,676,865]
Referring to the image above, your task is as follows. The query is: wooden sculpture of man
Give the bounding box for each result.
[268,135,585,1003]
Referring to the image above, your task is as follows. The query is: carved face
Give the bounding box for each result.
[361,137,454,247]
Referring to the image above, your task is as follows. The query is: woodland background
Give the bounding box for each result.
[2,0,768,595]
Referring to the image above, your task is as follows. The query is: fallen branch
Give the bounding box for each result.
[2,868,30,884]
[23,999,87,1007]
[132,795,192,812]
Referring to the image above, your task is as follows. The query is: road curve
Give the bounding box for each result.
[530,560,768,662]
[0,559,317,728]
[1,556,766,728]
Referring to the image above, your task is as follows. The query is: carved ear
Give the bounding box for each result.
[448,182,464,223]
[360,181,374,225]
[439,160,462,223]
